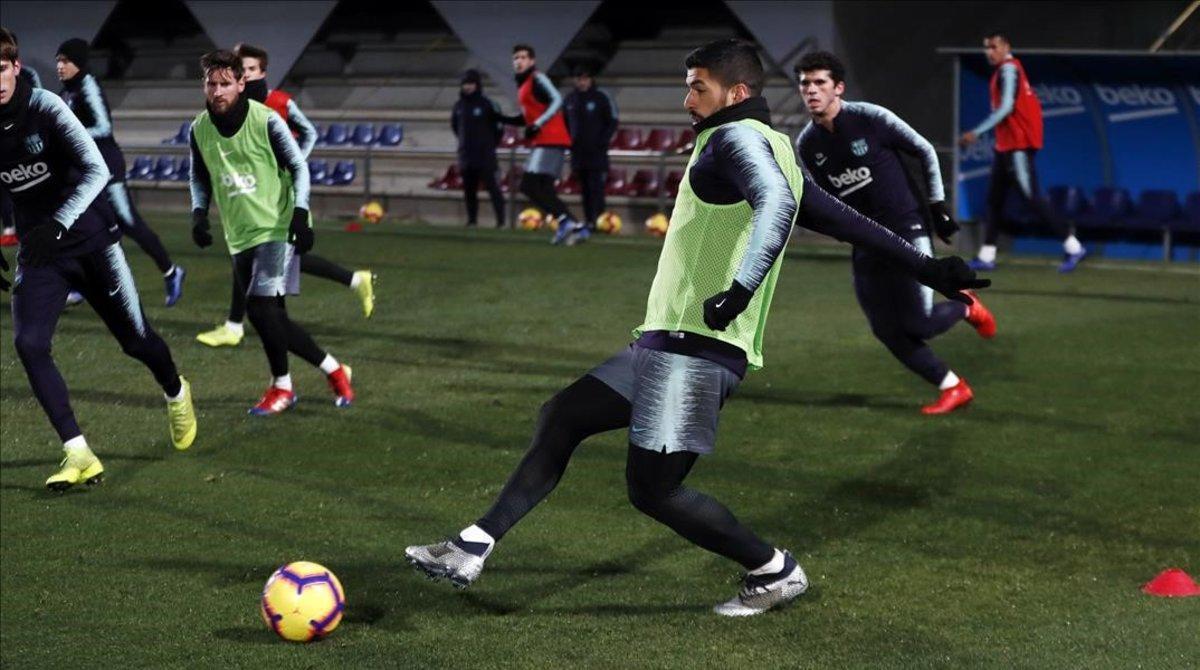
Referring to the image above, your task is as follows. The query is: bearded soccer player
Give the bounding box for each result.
[959,32,1086,273]
[194,44,375,348]
[56,38,186,306]
[188,50,354,414]
[795,51,997,415]
[405,40,988,616]
[0,29,197,490]
[508,43,589,246]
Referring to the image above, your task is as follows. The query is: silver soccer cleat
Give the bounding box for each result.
[713,551,808,617]
[404,539,488,589]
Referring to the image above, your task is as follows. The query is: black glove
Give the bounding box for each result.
[929,201,959,244]
[915,256,991,304]
[22,222,65,267]
[0,252,10,292]
[702,281,754,331]
[191,209,212,248]
[288,207,314,254]
[523,123,542,140]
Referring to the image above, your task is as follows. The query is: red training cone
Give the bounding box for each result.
[344,221,364,233]
[1142,568,1200,597]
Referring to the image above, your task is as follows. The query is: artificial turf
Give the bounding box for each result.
[2,218,1197,668]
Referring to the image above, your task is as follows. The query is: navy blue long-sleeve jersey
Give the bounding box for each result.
[0,82,115,258]
[59,71,126,183]
[564,87,618,170]
[451,89,505,171]
[795,101,945,232]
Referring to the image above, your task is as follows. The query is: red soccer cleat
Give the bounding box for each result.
[0,232,17,247]
[963,290,996,339]
[326,364,354,408]
[248,386,297,416]
[922,379,974,415]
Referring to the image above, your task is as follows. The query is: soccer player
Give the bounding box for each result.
[1,30,38,248]
[0,29,196,491]
[404,40,988,616]
[56,38,186,305]
[451,68,506,228]
[188,50,354,414]
[508,43,588,246]
[195,43,375,348]
[795,51,997,415]
[959,32,1086,273]
[564,65,619,229]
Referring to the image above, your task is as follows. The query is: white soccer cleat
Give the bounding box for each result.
[713,551,808,617]
[404,538,490,589]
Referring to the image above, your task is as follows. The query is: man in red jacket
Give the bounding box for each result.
[960,32,1086,273]
[510,43,588,246]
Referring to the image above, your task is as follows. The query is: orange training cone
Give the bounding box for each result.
[1142,568,1200,597]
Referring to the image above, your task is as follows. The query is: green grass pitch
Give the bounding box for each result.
[2,218,1198,668]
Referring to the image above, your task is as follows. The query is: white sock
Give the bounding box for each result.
[163,264,178,278]
[318,354,340,375]
[63,435,89,451]
[164,377,187,402]
[978,245,997,263]
[749,548,786,576]
[1063,235,1083,255]
[458,524,495,557]
[939,371,961,391]
[349,272,362,289]
[225,320,244,335]
[273,374,293,391]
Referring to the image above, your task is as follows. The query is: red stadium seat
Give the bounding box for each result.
[664,170,684,197]
[643,128,677,152]
[428,164,461,190]
[610,127,645,151]
[558,170,581,195]
[673,128,696,152]
[605,168,629,196]
[501,165,524,194]
[499,126,524,148]
[629,169,661,197]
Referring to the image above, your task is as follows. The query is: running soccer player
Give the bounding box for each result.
[55,38,186,305]
[194,43,375,348]
[795,51,997,415]
[188,50,354,414]
[508,43,588,246]
[0,29,196,490]
[959,32,1086,273]
[404,39,988,616]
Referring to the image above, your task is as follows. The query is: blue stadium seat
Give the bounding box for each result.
[311,123,324,146]
[162,121,190,145]
[1078,187,1133,230]
[350,123,376,146]
[1129,190,1182,231]
[153,156,177,181]
[324,123,350,146]
[308,159,329,183]
[327,160,356,186]
[1178,192,1200,233]
[173,156,190,181]
[1048,185,1086,222]
[375,123,403,147]
[127,155,153,181]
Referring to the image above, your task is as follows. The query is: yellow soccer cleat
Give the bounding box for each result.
[45,446,105,492]
[196,323,244,347]
[352,271,376,319]
[167,377,197,450]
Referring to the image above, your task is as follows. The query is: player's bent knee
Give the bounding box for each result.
[13,332,50,361]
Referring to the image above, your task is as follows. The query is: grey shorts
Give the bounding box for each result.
[233,241,300,297]
[588,345,741,455]
[524,147,566,177]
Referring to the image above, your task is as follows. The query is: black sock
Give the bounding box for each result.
[299,254,354,287]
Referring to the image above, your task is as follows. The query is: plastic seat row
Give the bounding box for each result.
[1048,186,1200,232]
[128,155,356,186]
[162,121,403,148]
[428,165,685,198]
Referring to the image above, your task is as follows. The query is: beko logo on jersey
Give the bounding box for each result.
[828,166,873,196]
[221,172,258,196]
[0,162,52,192]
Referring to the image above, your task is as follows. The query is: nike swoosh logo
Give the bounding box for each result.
[2,123,13,130]
[715,299,726,309]
[55,231,63,240]
[109,287,120,296]
[814,157,827,166]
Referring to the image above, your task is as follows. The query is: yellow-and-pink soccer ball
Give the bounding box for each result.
[260,561,345,643]
[596,211,622,235]
[644,212,669,237]
[358,201,385,224]
[518,207,544,230]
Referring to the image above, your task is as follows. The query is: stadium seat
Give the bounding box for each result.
[375,123,403,147]
[500,126,523,148]
[610,127,645,151]
[173,156,190,181]
[1047,185,1086,223]
[1129,190,1182,231]
[153,156,177,181]
[558,171,581,195]
[673,128,696,152]
[428,164,461,190]
[350,123,376,146]
[664,170,684,198]
[1078,187,1133,230]
[127,155,154,181]
[327,160,356,186]
[500,165,523,194]
[312,123,324,146]
[1179,192,1200,232]
[629,169,661,197]
[162,121,190,145]
[605,168,629,196]
[324,123,350,146]
[643,128,677,152]
[309,159,329,183]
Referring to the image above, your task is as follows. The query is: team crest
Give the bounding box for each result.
[586,101,596,112]
[24,133,44,154]
[850,138,869,156]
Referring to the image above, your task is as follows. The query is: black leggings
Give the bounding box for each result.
[985,149,1071,245]
[577,168,607,226]
[462,167,506,226]
[244,295,327,377]
[228,255,353,323]
[476,374,775,570]
[519,172,571,220]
